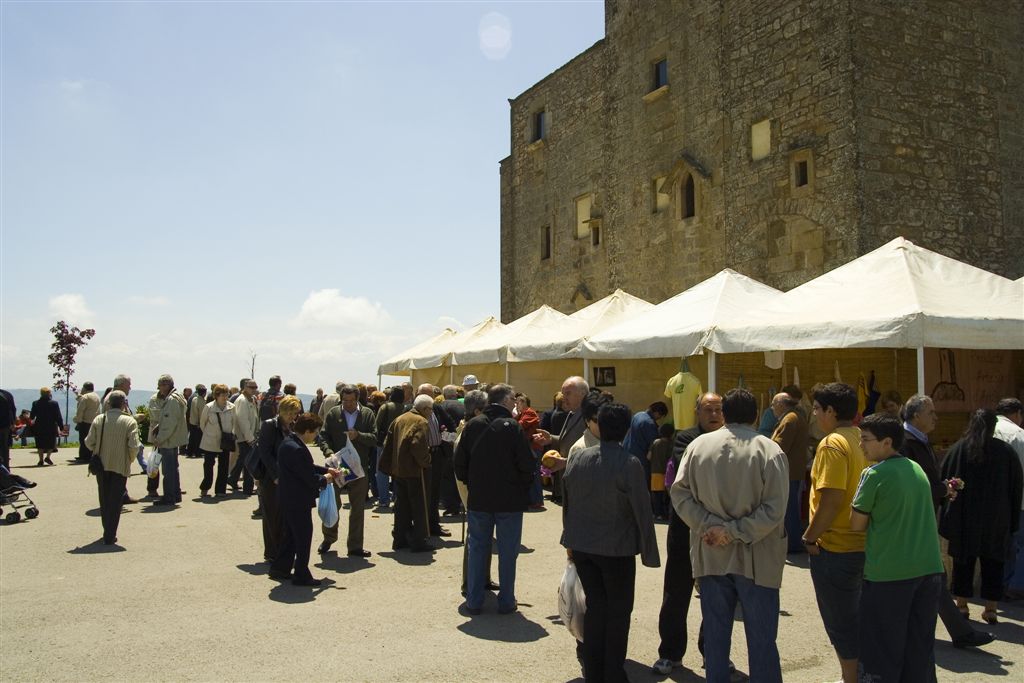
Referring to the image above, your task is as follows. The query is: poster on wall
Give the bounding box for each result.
[924,348,1012,412]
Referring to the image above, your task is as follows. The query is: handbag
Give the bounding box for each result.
[244,424,268,480]
[215,411,236,452]
[88,416,106,476]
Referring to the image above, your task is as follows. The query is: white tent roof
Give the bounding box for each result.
[507,289,654,362]
[582,270,783,359]
[451,305,569,365]
[706,237,1024,352]
[403,316,506,370]
[377,328,457,376]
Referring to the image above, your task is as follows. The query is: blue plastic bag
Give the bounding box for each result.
[317,484,339,528]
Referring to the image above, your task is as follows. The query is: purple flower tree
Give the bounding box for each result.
[47,321,96,440]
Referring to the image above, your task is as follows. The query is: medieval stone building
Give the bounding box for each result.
[499,0,1023,321]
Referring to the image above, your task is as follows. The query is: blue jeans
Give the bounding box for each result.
[1006,509,1024,590]
[375,453,391,508]
[784,479,804,552]
[466,510,522,611]
[158,447,181,503]
[529,452,543,505]
[699,574,782,683]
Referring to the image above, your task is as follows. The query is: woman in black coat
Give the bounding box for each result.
[268,411,340,587]
[30,387,64,466]
[941,409,1024,623]
[254,396,303,563]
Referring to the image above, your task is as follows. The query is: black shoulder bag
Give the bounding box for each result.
[88,416,106,476]
[215,411,236,452]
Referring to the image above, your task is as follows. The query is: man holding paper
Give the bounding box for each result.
[316,385,377,558]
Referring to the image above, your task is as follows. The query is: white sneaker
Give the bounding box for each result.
[651,658,680,675]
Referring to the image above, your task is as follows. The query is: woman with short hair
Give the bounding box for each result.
[198,384,236,497]
[255,395,302,562]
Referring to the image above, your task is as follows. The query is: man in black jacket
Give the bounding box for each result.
[455,383,535,615]
[652,392,724,675]
[900,393,995,649]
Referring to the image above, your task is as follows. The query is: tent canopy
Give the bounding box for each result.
[507,289,654,362]
[395,316,506,372]
[451,305,569,366]
[582,270,782,359]
[706,237,1024,352]
[377,328,456,376]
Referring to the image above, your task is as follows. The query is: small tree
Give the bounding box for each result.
[47,321,96,438]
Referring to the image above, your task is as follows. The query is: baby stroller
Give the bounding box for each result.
[0,464,39,523]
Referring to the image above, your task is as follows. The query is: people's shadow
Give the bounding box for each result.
[68,539,126,554]
[785,552,809,569]
[316,554,375,575]
[456,609,549,643]
[237,562,270,577]
[377,550,435,566]
[84,507,103,517]
[627,658,703,682]
[140,504,178,513]
[268,578,343,604]
[935,642,1012,675]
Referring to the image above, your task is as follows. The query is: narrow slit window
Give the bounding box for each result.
[540,226,551,260]
[653,59,668,90]
[591,224,601,246]
[795,160,809,187]
[682,174,696,219]
[532,110,547,142]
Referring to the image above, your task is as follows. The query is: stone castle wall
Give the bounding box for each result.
[500,0,1023,321]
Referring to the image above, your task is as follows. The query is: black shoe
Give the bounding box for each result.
[952,631,995,649]
[268,570,292,581]
[442,508,462,517]
[317,542,333,554]
[348,549,371,558]
[227,482,239,492]
[103,537,118,545]
[292,577,323,587]
[486,581,500,592]
[459,602,482,616]
[431,527,451,538]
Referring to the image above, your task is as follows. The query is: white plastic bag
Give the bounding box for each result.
[146,449,162,478]
[336,441,365,481]
[317,485,339,528]
[558,561,586,642]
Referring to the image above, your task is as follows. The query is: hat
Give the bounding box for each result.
[462,374,479,386]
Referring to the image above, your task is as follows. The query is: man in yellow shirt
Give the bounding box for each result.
[801,382,868,683]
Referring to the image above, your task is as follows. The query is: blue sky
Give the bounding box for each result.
[1,0,604,392]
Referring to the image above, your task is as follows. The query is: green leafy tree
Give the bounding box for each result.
[47,321,96,438]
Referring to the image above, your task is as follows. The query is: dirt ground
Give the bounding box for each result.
[1,448,1020,682]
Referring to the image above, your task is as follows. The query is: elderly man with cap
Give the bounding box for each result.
[462,375,480,393]
[379,394,436,552]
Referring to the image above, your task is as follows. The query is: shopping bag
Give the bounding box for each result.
[146,449,162,478]
[317,485,339,528]
[336,441,365,482]
[557,561,586,642]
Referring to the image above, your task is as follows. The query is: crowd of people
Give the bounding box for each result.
[1,372,1022,682]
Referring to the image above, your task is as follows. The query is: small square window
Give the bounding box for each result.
[540,226,551,260]
[532,110,547,142]
[575,194,592,239]
[751,119,771,161]
[653,59,668,90]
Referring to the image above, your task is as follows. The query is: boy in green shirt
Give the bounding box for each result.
[851,414,944,683]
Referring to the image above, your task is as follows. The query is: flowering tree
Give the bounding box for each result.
[47,321,96,438]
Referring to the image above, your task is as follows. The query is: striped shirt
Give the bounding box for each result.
[84,410,141,477]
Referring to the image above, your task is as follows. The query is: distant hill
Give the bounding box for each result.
[4,388,316,422]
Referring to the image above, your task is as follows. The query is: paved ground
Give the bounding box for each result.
[1,447,1020,682]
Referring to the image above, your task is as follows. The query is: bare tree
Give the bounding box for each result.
[247,349,257,380]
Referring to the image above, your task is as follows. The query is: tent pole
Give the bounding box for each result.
[708,350,717,393]
[916,347,925,395]
[450,365,454,385]
[583,358,590,385]
[504,363,509,384]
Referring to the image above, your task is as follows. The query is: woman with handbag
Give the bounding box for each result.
[198,384,236,497]
[84,390,140,545]
[254,395,302,563]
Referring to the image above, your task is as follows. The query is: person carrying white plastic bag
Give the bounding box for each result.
[145,448,162,478]
[558,559,586,641]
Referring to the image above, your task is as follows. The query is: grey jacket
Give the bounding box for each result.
[561,441,660,567]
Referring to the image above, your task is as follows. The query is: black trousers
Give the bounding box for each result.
[657,512,705,660]
[186,425,202,456]
[199,449,229,494]
[393,476,428,549]
[258,479,283,561]
[272,504,314,582]
[951,556,1004,601]
[573,550,636,683]
[859,574,941,683]
[97,471,127,543]
[76,423,92,460]
[0,428,9,469]
[228,441,255,493]
[427,446,445,530]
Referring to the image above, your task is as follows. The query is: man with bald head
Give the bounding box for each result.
[653,392,724,675]
[418,383,452,537]
[532,376,589,504]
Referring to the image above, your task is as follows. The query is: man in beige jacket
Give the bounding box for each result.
[73,382,101,463]
[85,391,140,545]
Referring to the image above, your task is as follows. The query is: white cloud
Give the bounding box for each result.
[436,315,466,331]
[48,293,95,326]
[479,12,512,60]
[59,79,87,93]
[290,289,392,329]
[128,295,170,306]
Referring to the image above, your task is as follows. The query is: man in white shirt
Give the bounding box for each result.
[229,379,260,495]
[994,398,1024,599]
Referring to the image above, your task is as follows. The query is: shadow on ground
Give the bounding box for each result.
[456,609,549,643]
[68,539,126,554]
[268,577,344,604]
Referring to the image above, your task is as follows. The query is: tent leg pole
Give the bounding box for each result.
[708,350,717,393]
[450,365,454,385]
[583,358,590,385]
[504,364,509,384]
[916,347,925,395]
